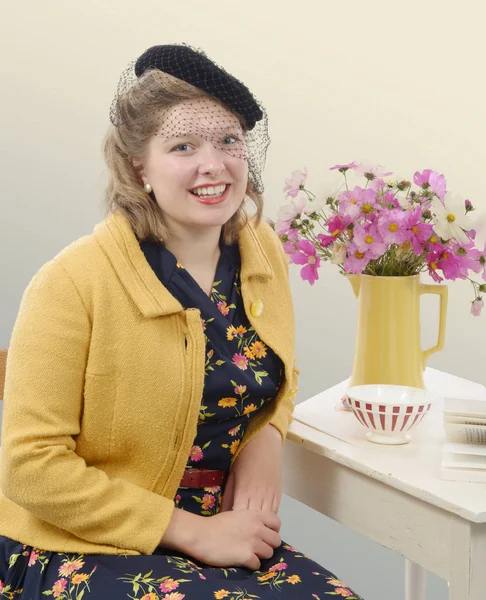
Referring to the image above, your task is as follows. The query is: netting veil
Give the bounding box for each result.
[109,43,270,194]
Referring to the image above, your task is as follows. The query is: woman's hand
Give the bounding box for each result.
[193,509,281,570]
[221,424,283,514]
[160,506,281,571]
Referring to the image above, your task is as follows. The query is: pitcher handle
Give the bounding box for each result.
[419,283,448,369]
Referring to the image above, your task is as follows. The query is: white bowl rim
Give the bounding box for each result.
[346,384,434,406]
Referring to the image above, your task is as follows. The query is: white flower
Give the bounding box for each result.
[355,162,393,179]
[277,195,307,222]
[431,193,472,244]
[331,242,347,265]
[303,196,326,215]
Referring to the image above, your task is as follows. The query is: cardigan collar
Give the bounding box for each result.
[93,211,274,318]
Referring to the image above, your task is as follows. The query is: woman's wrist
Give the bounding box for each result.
[159,507,202,554]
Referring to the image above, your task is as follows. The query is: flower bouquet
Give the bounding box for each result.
[274,162,485,316]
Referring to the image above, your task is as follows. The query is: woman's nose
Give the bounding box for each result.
[197,143,226,175]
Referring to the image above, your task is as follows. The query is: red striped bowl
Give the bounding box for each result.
[346,384,434,445]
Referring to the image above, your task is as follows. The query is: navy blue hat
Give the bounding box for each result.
[134,44,263,130]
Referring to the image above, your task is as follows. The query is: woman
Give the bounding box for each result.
[0,44,364,599]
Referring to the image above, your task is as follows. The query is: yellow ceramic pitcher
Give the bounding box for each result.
[347,274,448,389]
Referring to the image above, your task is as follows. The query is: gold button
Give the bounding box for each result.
[250,299,264,317]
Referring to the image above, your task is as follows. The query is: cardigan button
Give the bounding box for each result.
[250,299,264,317]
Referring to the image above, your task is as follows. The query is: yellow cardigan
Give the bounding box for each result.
[0,211,298,556]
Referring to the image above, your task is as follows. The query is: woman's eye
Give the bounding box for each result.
[172,144,191,152]
[223,135,238,144]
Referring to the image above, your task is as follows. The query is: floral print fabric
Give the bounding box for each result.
[0,241,364,599]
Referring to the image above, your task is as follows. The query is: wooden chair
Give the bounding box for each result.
[0,348,6,402]
[0,349,5,451]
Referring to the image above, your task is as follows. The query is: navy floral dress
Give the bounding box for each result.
[0,240,364,600]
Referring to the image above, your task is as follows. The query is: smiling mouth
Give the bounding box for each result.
[189,184,231,204]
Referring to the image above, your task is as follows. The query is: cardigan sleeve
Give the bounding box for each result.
[268,230,299,443]
[1,259,175,555]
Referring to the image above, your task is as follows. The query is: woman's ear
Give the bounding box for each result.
[131,157,146,184]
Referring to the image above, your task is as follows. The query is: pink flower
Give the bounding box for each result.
[343,243,371,274]
[426,254,444,283]
[232,353,249,370]
[334,588,353,597]
[414,169,447,200]
[472,242,486,279]
[330,161,358,172]
[189,445,203,462]
[377,210,410,246]
[436,249,468,280]
[381,189,402,208]
[269,562,288,571]
[370,178,392,194]
[202,494,215,509]
[353,224,387,259]
[58,559,84,577]
[291,239,321,285]
[414,169,433,187]
[280,233,300,258]
[355,162,393,179]
[52,579,68,598]
[337,190,360,220]
[406,206,434,254]
[204,485,221,493]
[160,579,180,593]
[316,234,335,249]
[428,172,447,201]
[275,196,307,238]
[217,301,230,316]
[427,232,446,255]
[279,227,300,243]
[450,239,482,273]
[28,550,39,567]
[317,215,351,247]
[283,168,308,198]
[471,298,484,316]
[0,581,4,593]
[275,219,292,236]
[281,229,301,258]
[338,187,377,219]
[163,593,185,600]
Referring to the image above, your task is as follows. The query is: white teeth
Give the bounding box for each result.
[192,184,227,197]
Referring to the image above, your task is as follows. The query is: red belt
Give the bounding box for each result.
[179,468,227,489]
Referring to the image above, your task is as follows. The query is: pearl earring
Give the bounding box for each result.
[143,183,152,194]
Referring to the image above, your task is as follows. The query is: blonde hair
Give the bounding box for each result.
[103,69,263,244]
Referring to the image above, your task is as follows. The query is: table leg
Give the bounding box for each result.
[405,559,426,600]
[448,524,486,600]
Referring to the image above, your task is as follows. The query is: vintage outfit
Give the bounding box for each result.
[0,43,364,599]
[0,212,363,599]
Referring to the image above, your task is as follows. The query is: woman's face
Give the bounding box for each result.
[137,97,249,236]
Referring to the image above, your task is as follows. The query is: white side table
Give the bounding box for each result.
[282,368,486,600]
